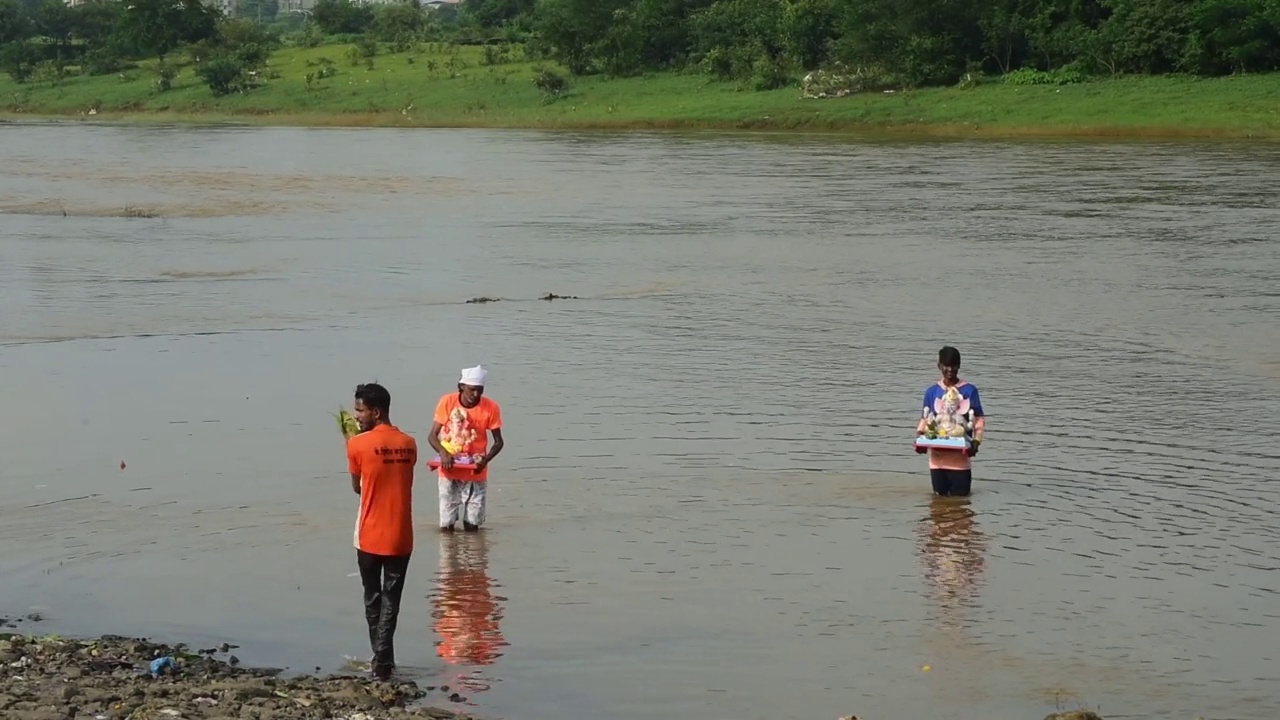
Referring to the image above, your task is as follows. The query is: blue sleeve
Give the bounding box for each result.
[921,387,933,417]
[969,387,985,417]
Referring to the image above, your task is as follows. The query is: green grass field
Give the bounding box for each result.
[4,43,1280,138]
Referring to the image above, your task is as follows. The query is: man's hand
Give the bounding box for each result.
[472,454,488,475]
[439,452,454,470]
[965,443,980,457]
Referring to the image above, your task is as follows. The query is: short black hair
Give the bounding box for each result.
[938,346,961,367]
[354,383,391,415]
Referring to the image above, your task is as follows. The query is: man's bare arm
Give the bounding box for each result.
[475,428,504,472]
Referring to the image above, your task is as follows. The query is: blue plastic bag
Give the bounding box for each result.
[149,656,177,678]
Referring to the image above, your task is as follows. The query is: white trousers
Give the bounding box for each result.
[439,478,487,528]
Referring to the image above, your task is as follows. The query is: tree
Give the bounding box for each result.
[1087,0,1193,74]
[312,0,374,34]
[196,54,246,94]
[114,0,219,61]
[530,0,631,74]
[0,39,38,81]
[1186,0,1280,74]
[978,0,1037,73]
[690,0,786,78]
[0,0,32,45]
[781,0,840,70]
[73,0,126,48]
[371,1,426,43]
[34,0,75,64]
[459,0,536,28]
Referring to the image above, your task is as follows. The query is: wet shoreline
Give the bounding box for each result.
[0,624,1112,720]
[0,622,478,720]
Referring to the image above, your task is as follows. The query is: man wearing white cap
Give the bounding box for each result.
[428,365,505,531]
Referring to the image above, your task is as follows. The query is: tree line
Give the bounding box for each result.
[501,0,1280,86]
[3,0,1278,92]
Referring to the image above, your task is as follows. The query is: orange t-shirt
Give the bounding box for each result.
[433,394,502,482]
[347,423,417,556]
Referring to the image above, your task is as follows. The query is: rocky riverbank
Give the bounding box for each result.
[0,629,477,720]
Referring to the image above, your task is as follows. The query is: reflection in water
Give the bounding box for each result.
[429,533,508,695]
[918,497,988,630]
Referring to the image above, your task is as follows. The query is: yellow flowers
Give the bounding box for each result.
[924,420,940,439]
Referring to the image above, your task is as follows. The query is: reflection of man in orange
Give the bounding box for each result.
[431,532,507,684]
[918,497,988,627]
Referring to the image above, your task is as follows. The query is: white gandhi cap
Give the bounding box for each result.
[460,365,487,387]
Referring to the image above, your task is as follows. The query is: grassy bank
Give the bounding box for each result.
[3,43,1280,138]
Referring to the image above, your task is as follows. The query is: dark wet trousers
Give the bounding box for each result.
[930,469,973,497]
[357,550,410,677]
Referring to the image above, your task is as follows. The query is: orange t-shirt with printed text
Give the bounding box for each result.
[347,423,417,557]
[434,393,502,482]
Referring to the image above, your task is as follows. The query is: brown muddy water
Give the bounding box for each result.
[1,123,1279,720]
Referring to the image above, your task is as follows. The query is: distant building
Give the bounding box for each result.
[62,0,249,11]
[279,0,442,11]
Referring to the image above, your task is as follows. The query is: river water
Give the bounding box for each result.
[1,123,1278,720]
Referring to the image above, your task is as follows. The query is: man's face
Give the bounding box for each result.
[354,398,379,431]
[938,362,960,384]
[458,383,484,408]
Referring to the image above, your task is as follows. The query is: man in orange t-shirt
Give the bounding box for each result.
[346,382,417,680]
[428,365,504,532]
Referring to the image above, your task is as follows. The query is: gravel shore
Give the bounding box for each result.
[0,622,477,720]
